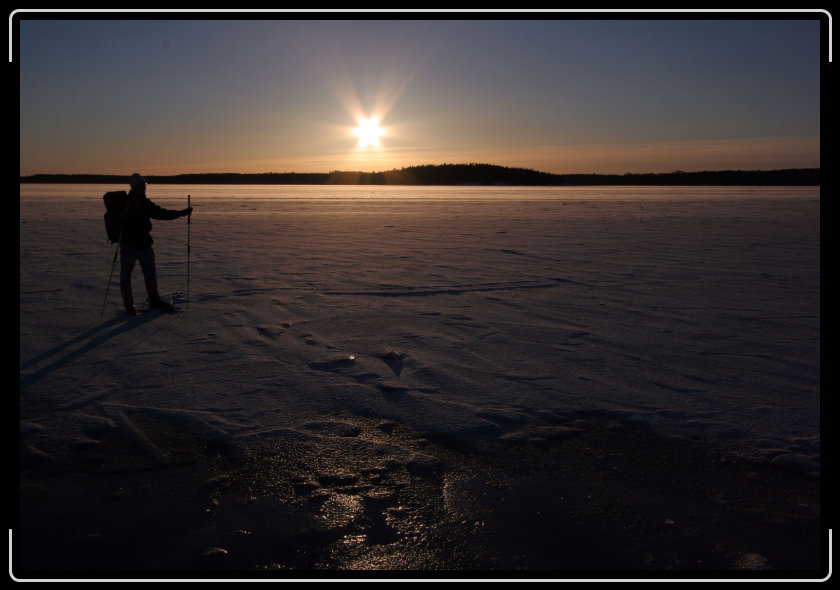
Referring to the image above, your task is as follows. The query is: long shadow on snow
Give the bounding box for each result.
[19,312,161,390]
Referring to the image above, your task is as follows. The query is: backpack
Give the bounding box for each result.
[103,190,129,244]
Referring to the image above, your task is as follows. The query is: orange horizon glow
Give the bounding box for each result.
[61,134,814,179]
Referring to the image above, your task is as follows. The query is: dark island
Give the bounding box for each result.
[20,163,819,186]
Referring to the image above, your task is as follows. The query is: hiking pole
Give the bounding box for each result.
[186,194,191,310]
[100,231,122,320]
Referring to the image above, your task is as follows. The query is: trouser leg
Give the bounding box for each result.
[119,244,138,308]
[121,244,161,306]
[137,246,161,303]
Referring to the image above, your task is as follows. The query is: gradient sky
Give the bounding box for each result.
[17,12,824,176]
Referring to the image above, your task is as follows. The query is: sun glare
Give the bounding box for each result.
[353,117,386,148]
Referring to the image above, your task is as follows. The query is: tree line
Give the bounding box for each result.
[20,164,820,186]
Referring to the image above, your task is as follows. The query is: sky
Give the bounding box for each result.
[16,11,825,177]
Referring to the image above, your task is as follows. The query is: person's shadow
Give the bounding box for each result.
[20,313,159,391]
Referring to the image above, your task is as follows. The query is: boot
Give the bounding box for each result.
[150,299,174,313]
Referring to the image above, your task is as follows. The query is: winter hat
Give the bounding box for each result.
[129,173,147,189]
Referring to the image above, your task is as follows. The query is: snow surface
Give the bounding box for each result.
[19,184,820,477]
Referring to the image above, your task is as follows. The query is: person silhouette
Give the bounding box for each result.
[120,173,192,315]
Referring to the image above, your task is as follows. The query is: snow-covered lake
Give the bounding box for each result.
[20,184,820,477]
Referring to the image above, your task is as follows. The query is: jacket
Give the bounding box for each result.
[122,189,184,249]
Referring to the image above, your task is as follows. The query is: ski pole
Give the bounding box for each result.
[100,231,122,320]
[186,194,191,310]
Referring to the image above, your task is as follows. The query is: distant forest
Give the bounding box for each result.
[20,163,820,186]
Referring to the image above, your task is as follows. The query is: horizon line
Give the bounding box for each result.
[20,164,822,180]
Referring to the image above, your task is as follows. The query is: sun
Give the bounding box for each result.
[353,117,386,148]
